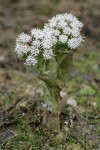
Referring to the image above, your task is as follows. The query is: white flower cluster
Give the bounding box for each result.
[15,13,84,66]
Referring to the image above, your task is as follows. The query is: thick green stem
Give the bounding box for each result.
[38,52,73,133]
[42,111,60,133]
[45,85,61,132]
[38,73,61,132]
[56,52,73,81]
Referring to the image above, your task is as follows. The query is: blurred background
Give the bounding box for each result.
[0,0,100,149]
[0,0,99,71]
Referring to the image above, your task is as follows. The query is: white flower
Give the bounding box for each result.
[43,49,53,59]
[71,19,83,29]
[44,13,83,50]
[31,47,40,56]
[63,27,72,35]
[25,55,37,66]
[15,13,84,66]
[47,17,57,28]
[68,36,83,49]
[57,20,66,29]
[31,40,41,56]
[59,35,68,43]
[42,38,53,49]
[16,32,32,44]
[42,29,57,49]
[71,28,80,37]
[66,14,75,22]
[53,29,60,36]
[31,28,44,40]
[15,43,31,56]
[32,39,41,48]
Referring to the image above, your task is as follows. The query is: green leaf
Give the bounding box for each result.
[20,53,29,61]
[36,53,45,72]
[56,53,73,81]
[45,59,51,71]
[79,86,95,95]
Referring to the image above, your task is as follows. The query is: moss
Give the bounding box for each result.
[0,92,18,109]
[0,49,100,150]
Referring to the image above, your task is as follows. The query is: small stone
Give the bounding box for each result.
[0,56,5,62]
[35,88,44,96]
[67,98,77,107]
[49,147,57,150]
[92,102,97,106]
[63,125,69,132]
[60,89,67,98]
[0,129,14,148]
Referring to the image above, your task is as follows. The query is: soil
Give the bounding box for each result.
[0,0,100,150]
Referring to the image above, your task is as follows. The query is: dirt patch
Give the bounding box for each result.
[0,0,100,149]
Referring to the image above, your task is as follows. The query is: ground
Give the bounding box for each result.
[0,0,100,150]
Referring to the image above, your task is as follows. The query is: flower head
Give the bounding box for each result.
[25,55,37,66]
[16,32,32,44]
[31,28,44,40]
[68,36,83,49]
[15,13,84,66]
[43,49,53,59]
[59,35,68,44]
[15,43,31,56]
